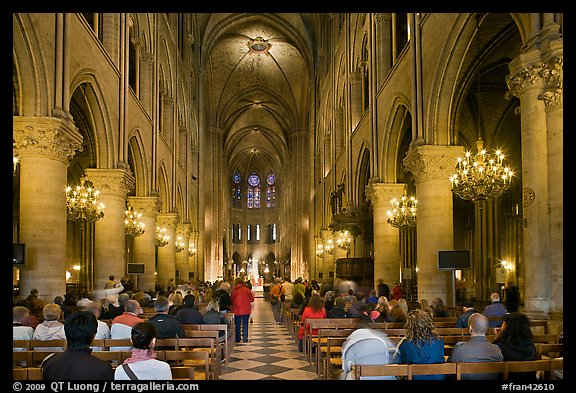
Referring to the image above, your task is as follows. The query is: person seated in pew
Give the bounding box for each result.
[203,299,231,343]
[431,297,450,318]
[494,312,540,381]
[456,301,479,328]
[81,301,111,350]
[391,309,445,380]
[32,303,67,351]
[360,301,386,324]
[41,311,114,380]
[448,313,504,379]
[482,293,507,328]
[175,294,204,324]
[327,296,348,319]
[110,300,144,351]
[114,322,172,380]
[147,296,186,347]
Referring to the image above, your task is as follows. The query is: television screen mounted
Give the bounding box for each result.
[13,243,26,266]
[127,263,145,274]
[437,250,471,270]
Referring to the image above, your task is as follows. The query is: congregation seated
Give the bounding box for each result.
[392,309,445,380]
[431,297,450,318]
[109,299,144,351]
[202,300,231,343]
[360,301,386,324]
[420,299,434,318]
[347,291,366,318]
[327,296,348,319]
[168,292,184,316]
[456,301,479,328]
[176,294,204,324]
[482,293,507,328]
[82,301,111,342]
[148,296,186,343]
[114,322,172,380]
[448,313,503,379]
[375,296,390,320]
[297,293,326,352]
[13,305,34,349]
[386,300,407,323]
[32,303,66,351]
[494,312,540,381]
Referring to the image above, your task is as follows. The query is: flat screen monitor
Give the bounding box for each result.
[437,249,471,270]
[13,243,26,266]
[127,263,145,274]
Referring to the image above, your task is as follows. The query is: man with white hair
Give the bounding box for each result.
[482,292,507,328]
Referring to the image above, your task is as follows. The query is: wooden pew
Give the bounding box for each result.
[535,343,563,359]
[353,364,409,380]
[177,337,219,379]
[158,350,210,380]
[456,361,505,380]
[503,359,554,380]
[315,328,355,377]
[13,367,42,380]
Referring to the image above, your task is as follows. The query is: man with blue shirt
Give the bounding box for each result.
[482,293,507,328]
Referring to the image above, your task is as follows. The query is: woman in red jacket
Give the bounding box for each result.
[297,293,326,352]
[230,277,255,343]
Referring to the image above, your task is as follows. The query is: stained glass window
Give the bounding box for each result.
[266,172,276,208]
[232,171,242,208]
[247,173,260,208]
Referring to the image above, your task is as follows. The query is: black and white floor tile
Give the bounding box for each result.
[218,293,318,380]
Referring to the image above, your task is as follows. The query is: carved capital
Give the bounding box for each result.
[539,57,563,108]
[128,196,162,216]
[176,223,191,238]
[403,145,464,183]
[505,62,546,99]
[365,183,406,208]
[85,168,135,196]
[13,116,83,163]
[374,13,392,26]
[156,212,178,229]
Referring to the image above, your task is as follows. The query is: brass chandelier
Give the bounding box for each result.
[386,194,417,228]
[450,139,514,201]
[450,15,513,202]
[175,235,185,253]
[155,226,169,247]
[124,203,145,237]
[66,177,105,222]
[336,230,352,251]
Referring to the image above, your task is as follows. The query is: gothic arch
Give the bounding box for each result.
[127,130,150,195]
[379,97,412,183]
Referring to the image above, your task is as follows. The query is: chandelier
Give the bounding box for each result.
[189,242,197,257]
[386,194,417,228]
[336,230,352,250]
[66,177,105,222]
[124,204,145,237]
[175,235,185,253]
[450,139,514,201]
[316,243,324,257]
[155,226,169,247]
[324,238,335,255]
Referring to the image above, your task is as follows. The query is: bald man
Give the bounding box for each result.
[448,313,503,379]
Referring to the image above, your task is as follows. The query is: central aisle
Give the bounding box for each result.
[218,292,319,380]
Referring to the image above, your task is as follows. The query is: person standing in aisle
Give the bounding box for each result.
[270,277,286,324]
[231,277,254,343]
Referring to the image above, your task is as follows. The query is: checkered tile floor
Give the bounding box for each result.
[218,293,318,380]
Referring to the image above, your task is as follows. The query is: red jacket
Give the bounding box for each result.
[231,283,254,316]
[297,306,326,340]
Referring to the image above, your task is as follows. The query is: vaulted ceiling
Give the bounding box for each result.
[201,13,316,177]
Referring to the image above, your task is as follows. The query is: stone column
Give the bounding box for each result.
[404,145,463,305]
[540,57,563,318]
[13,116,83,304]
[128,196,161,292]
[320,228,335,280]
[188,231,198,280]
[374,13,392,88]
[139,52,154,116]
[156,212,178,289]
[365,182,406,290]
[506,55,550,317]
[175,223,191,283]
[349,71,363,132]
[86,168,135,289]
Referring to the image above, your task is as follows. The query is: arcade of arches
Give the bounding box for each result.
[13,13,562,321]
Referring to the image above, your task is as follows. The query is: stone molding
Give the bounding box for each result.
[539,57,563,108]
[505,61,546,99]
[403,145,463,183]
[13,117,83,164]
